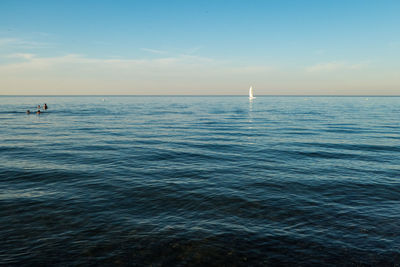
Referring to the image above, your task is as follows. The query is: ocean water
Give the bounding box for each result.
[0,96,399,266]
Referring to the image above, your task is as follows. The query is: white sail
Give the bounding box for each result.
[249,86,255,99]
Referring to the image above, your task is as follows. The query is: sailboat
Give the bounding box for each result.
[249,86,255,99]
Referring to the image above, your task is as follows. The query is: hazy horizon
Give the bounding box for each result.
[1,94,400,97]
[1,0,399,95]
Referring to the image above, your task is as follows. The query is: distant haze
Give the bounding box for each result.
[1,0,399,95]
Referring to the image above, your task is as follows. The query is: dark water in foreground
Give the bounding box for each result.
[1,96,399,266]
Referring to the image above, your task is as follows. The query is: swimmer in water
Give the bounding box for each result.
[36,110,41,114]
[44,103,48,110]
[26,110,31,114]
[38,105,41,109]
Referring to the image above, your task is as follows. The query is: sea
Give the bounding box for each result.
[0,96,399,266]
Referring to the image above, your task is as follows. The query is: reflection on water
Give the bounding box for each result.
[248,98,253,124]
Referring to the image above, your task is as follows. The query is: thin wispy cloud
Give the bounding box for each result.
[93,41,113,46]
[0,38,18,46]
[229,65,276,74]
[306,61,369,73]
[0,37,51,49]
[7,53,36,59]
[141,48,167,54]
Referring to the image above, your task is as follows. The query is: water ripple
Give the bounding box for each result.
[1,96,399,265]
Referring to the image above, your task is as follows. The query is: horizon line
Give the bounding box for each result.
[1,94,399,97]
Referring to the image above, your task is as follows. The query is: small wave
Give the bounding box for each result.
[1,96,400,265]
[302,142,400,153]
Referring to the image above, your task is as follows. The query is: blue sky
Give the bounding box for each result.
[1,0,399,95]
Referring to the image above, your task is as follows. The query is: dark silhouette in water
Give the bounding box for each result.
[26,103,48,114]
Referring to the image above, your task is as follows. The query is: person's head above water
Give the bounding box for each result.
[26,110,30,114]
[44,103,48,110]
[36,110,41,114]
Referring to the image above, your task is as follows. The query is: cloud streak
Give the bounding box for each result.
[6,53,36,59]
[306,61,369,73]
[0,37,52,49]
[141,48,167,54]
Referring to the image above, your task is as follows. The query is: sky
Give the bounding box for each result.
[0,0,399,95]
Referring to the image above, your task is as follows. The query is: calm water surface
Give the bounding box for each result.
[0,96,399,266]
